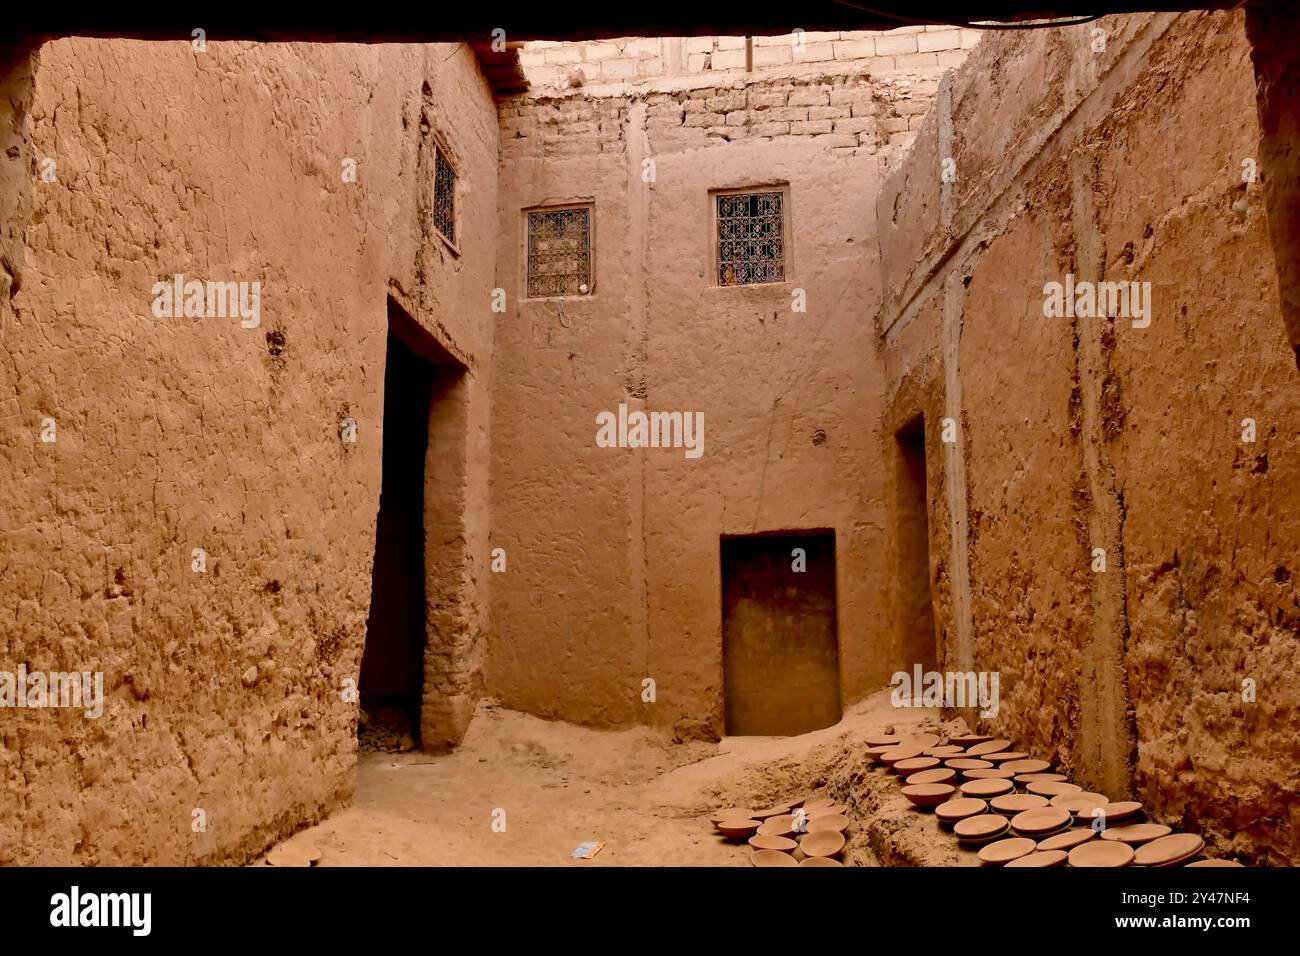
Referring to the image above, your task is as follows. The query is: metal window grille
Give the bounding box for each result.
[526,206,592,298]
[433,147,456,245]
[717,190,785,286]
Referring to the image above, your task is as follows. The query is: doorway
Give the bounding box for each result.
[721,532,842,736]
[895,416,938,672]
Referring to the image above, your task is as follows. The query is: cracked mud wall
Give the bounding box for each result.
[0,39,497,864]
[878,10,1300,864]
[489,65,953,737]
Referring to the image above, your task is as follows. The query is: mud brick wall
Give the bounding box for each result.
[0,38,498,865]
[877,10,1300,865]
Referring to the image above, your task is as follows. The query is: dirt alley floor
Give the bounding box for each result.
[263,690,972,866]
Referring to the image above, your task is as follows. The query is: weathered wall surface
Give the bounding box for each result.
[520,27,977,92]
[489,65,950,738]
[878,10,1299,864]
[0,38,497,864]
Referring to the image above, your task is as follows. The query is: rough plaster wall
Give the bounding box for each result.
[877,11,1299,864]
[0,38,496,864]
[488,70,942,737]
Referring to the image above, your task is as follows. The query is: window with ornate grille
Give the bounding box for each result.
[526,205,593,298]
[716,190,786,286]
[433,146,456,246]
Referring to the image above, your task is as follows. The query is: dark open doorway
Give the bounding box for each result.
[895,416,938,673]
[721,531,842,736]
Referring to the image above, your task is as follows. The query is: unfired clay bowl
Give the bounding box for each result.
[807,814,850,834]
[964,739,1011,757]
[945,758,994,771]
[960,778,1014,799]
[990,793,1049,815]
[1133,833,1205,867]
[1001,758,1052,774]
[751,849,800,867]
[757,815,798,838]
[1005,849,1068,868]
[1099,823,1171,846]
[711,808,757,826]
[954,814,1011,844]
[1027,781,1081,798]
[905,768,956,786]
[749,834,799,852]
[901,783,957,808]
[893,756,941,776]
[977,837,1037,866]
[935,797,988,824]
[1010,807,1071,835]
[964,768,1015,781]
[1037,828,1096,852]
[799,856,843,867]
[1068,841,1135,867]
[800,830,846,858]
[718,819,763,840]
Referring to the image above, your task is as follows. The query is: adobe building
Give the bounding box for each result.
[1,4,1298,866]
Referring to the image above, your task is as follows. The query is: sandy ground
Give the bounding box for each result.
[265,691,964,867]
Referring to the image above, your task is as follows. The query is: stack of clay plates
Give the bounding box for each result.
[1133,833,1206,867]
[990,793,1049,816]
[1068,841,1135,867]
[935,797,988,828]
[961,778,1015,799]
[1010,807,1072,840]
[954,813,1011,845]
[977,837,1037,866]
[1099,823,1171,846]
[964,767,1016,781]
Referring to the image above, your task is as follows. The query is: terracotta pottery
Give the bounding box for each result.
[807,804,848,820]
[925,745,966,758]
[899,733,941,749]
[803,796,836,812]
[749,834,799,852]
[1134,833,1205,868]
[711,808,757,826]
[1186,859,1245,868]
[800,830,846,858]
[953,814,1011,844]
[983,751,1029,764]
[758,815,798,838]
[964,739,1012,757]
[1038,828,1096,852]
[718,819,763,840]
[948,734,994,747]
[799,856,843,867]
[1027,781,1082,798]
[1030,820,1075,841]
[783,796,807,809]
[1017,773,1068,784]
[751,804,795,820]
[902,783,957,808]
[905,768,956,786]
[1100,823,1171,846]
[960,778,1014,799]
[1093,801,1143,824]
[864,745,896,763]
[751,849,800,867]
[1006,849,1068,868]
[990,793,1049,815]
[978,837,1038,865]
[1010,807,1071,835]
[1069,841,1135,867]
[1051,793,1110,816]
[945,758,994,771]
[893,756,941,776]
[266,845,313,867]
[879,745,926,766]
[963,768,1015,781]
[1001,758,1052,774]
[866,734,902,747]
[935,797,988,824]
[807,814,850,834]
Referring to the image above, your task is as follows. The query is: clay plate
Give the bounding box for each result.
[799,856,843,867]
[800,830,847,858]
[948,734,994,747]
[1100,823,1171,846]
[902,783,957,808]
[935,797,988,823]
[983,751,1029,764]
[1027,781,1081,798]
[864,746,896,763]
[945,758,994,771]
[1051,793,1110,815]
[1069,841,1135,867]
[749,834,798,852]
[990,793,1049,815]
[898,733,941,749]
[879,745,926,766]
[751,849,800,867]
[905,768,956,786]
[266,845,313,867]
[803,797,836,812]
[751,804,795,820]
[807,804,848,820]
[1134,833,1205,868]
[1001,758,1052,774]
[961,778,1014,799]
[718,819,763,839]
[758,815,799,838]
[964,739,1012,757]
[865,734,902,747]
[978,837,1038,865]
[1093,801,1143,824]
[807,814,850,834]
[964,768,1016,781]
[1006,849,1068,868]
[1017,773,1068,784]
[711,807,756,826]
[1010,807,1071,835]
[1186,859,1244,868]
[953,814,1011,843]
[925,746,966,758]
[893,756,941,776]
[1038,828,1096,852]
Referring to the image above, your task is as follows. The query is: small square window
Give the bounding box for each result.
[433,146,457,246]
[716,190,786,286]
[526,205,593,298]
